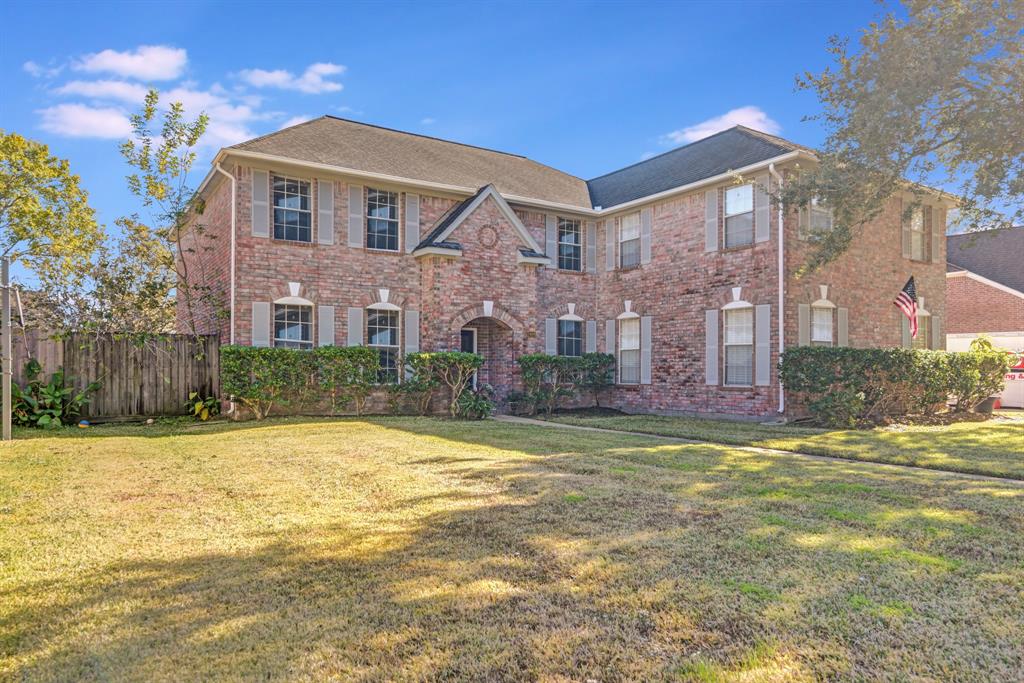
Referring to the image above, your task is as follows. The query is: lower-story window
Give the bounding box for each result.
[724,307,754,386]
[557,319,583,357]
[274,304,313,348]
[912,314,932,350]
[367,308,399,382]
[619,317,640,384]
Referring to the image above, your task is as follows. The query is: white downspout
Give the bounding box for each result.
[769,163,785,414]
[213,163,237,345]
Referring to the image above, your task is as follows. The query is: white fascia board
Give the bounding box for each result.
[413,246,462,258]
[430,185,545,254]
[947,270,1024,300]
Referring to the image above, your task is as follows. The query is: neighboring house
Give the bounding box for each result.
[946,227,1024,408]
[180,117,951,418]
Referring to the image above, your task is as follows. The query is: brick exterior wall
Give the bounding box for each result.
[181,159,950,418]
[946,273,1024,334]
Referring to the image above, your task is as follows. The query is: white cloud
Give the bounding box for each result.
[238,62,345,94]
[38,104,132,138]
[662,106,781,145]
[74,45,187,81]
[279,115,314,130]
[420,117,436,126]
[639,151,657,161]
[55,80,148,104]
[23,60,62,79]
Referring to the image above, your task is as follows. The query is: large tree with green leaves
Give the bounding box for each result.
[782,0,1022,272]
[0,131,102,287]
[120,89,215,337]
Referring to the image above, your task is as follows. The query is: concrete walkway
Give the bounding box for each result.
[494,415,1024,487]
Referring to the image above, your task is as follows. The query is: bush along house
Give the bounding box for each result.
[179,117,952,418]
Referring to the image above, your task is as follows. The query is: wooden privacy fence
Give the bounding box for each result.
[10,330,219,418]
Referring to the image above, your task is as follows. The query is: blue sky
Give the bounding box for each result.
[1,0,883,265]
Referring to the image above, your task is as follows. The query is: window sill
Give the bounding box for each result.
[720,384,756,391]
[616,263,643,272]
[365,247,403,255]
[555,268,586,275]
[272,238,315,247]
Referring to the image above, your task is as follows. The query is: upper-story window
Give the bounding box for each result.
[619,212,641,268]
[724,306,754,386]
[367,308,399,382]
[273,304,313,348]
[366,188,399,251]
[272,176,312,242]
[724,184,754,248]
[809,196,833,233]
[557,218,582,271]
[909,207,926,261]
[619,317,640,384]
[557,319,583,357]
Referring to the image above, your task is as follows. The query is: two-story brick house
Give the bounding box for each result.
[181,116,950,418]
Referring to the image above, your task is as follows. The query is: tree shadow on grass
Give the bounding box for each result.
[4,419,1024,681]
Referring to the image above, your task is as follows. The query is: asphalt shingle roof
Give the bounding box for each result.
[232,116,592,208]
[585,127,797,209]
[946,227,1024,294]
[229,119,804,211]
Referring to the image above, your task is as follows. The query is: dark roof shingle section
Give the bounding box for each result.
[947,227,1024,293]
[232,116,591,208]
[585,127,796,209]
[415,187,485,250]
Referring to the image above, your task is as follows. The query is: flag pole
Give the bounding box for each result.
[2,256,11,441]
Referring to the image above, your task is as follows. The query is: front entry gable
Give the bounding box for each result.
[413,184,549,264]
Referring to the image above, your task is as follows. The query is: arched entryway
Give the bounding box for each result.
[449,302,525,406]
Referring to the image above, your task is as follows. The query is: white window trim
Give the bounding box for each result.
[366,307,401,382]
[909,206,926,261]
[724,183,754,248]
[366,187,401,252]
[722,302,754,387]
[271,175,313,243]
[557,318,584,357]
[618,317,641,385]
[273,302,314,348]
[557,217,583,272]
[618,212,641,269]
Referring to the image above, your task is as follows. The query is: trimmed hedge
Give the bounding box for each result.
[516,353,615,415]
[221,345,379,419]
[779,346,1011,427]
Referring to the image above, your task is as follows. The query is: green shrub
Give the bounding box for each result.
[185,392,219,421]
[10,359,101,428]
[406,351,483,417]
[456,383,495,419]
[779,346,1011,426]
[517,353,615,415]
[220,345,379,419]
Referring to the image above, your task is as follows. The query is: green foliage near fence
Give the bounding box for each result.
[516,353,615,415]
[779,345,1012,427]
[404,351,484,417]
[221,345,380,419]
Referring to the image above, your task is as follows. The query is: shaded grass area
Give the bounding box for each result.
[2,417,1023,681]
[541,411,1024,480]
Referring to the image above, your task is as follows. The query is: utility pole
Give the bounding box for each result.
[2,256,10,441]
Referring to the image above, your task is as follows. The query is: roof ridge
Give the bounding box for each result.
[322,115,530,160]
[230,115,329,149]
[585,126,770,183]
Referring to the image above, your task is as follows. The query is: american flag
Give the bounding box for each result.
[893,276,918,339]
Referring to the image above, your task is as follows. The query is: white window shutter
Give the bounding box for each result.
[754,175,770,243]
[798,304,810,346]
[605,319,615,355]
[640,316,652,384]
[900,198,911,258]
[545,215,557,266]
[251,170,269,238]
[755,304,771,386]
[404,309,420,354]
[900,312,911,348]
[704,189,718,252]
[405,193,420,253]
[929,207,942,264]
[347,307,363,346]
[585,319,597,353]
[251,302,270,347]
[837,307,849,347]
[544,318,557,354]
[640,208,653,264]
[931,314,943,350]
[347,185,363,248]
[317,180,334,245]
[604,219,615,271]
[586,221,597,273]
[318,305,335,346]
[705,309,719,385]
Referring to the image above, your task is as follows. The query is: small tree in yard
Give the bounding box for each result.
[410,352,483,417]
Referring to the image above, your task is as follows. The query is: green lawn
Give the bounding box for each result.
[541,411,1024,480]
[2,417,1023,681]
